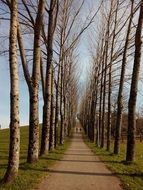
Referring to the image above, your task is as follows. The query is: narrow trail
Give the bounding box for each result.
[34,122,122,190]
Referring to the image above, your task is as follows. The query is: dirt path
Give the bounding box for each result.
[34,123,122,190]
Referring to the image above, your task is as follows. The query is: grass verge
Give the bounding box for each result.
[0,126,71,190]
[84,136,143,190]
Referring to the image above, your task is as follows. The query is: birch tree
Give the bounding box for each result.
[3,0,20,183]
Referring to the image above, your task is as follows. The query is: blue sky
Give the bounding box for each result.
[0,40,89,129]
[0,58,44,128]
[0,1,91,128]
[1,0,142,128]
[0,57,10,128]
[0,0,97,128]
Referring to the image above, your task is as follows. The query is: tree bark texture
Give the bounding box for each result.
[4,0,20,183]
[27,0,45,163]
[40,0,58,155]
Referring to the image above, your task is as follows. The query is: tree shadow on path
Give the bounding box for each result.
[48,169,143,178]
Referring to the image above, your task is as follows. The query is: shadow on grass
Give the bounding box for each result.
[92,153,112,156]
[0,164,7,169]
[19,163,48,172]
[0,156,8,160]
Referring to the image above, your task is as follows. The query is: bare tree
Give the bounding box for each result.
[114,0,134,155]
[3,0,20,183]
[40,0,58,156]
[126,0,143,163]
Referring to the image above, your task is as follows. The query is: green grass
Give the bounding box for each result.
[0,126,71,190]
[85,137,143,190]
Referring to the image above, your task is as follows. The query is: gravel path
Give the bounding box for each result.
[34,123,122,190]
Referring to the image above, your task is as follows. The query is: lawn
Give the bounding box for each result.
[85,138,143,190]
[0,126,71,190]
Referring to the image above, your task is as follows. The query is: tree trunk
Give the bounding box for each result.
[114,1,134,155]
[59,60,64,145]
[3,0,20,183]
[126,1,143,162]
[107,0,119,151]
[98,39,106,147]
[101,0,113,149]
[99,63,104,146]
[101,60,107,148]
[27,89,39,163]
[27,0,45,163]
[49,67,55,150]
[17,23,40,163]
[4,0,45,163]
[54,64,60,147]
[40,64,52,155]
[89,73,98,142]
[101,41,109,148]
[40,0,58,156]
